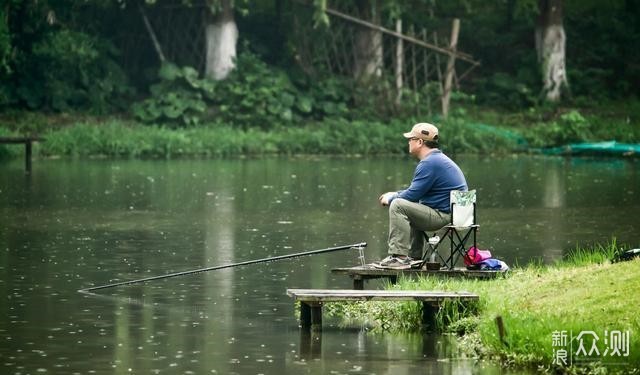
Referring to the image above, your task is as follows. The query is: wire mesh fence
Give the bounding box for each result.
[114,0,478,116]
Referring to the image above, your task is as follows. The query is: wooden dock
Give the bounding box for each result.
[332,264,506,289]
[0,136,43,173]
[287,288,479,332]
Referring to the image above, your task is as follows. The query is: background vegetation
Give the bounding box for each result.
[0,0,639,158]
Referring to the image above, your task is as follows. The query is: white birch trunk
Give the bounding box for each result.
[205,1,238,81]
[536,0,569,102]
[541,25,568,101]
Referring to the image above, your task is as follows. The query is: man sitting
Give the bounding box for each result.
[376,123,468,269]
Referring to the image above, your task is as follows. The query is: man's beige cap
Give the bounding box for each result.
[403,122,439,141]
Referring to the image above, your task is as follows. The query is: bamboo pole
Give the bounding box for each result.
[395,19,403,105]
[322,5,479,65]
[328,27,345,74]
[422,29,432,116]
[441,18,460,119]
[433,32,444,103]
[410,26,419,116]
[139,3,166,63]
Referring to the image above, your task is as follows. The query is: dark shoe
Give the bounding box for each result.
[374,255,412,269]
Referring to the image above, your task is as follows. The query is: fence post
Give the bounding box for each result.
[441,18,460,119]
[395,19,404,105]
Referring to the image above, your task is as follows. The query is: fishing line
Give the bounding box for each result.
[79,242,367,293]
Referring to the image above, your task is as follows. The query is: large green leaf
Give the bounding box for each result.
[163,104,183,119]
[158,63,181,81]
[296,96,314,114]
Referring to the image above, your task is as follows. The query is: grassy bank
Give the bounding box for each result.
[1,100,639,158]
[0,116,525,158]
[325,243,640,373]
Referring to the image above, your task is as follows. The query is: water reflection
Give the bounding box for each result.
[1,156,638,374]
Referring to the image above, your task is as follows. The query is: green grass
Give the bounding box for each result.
[325,242,640,373]
[1,99,639,159]
[0,116,526,159]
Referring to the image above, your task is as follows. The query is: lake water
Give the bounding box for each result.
[1,155,638,374]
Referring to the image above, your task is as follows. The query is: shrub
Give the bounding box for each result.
[132,52,358,129]
[524,110,591,147]
[15,30,131,113]
[131,63,209,128]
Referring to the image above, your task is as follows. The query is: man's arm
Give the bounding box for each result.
[392,162,435,203]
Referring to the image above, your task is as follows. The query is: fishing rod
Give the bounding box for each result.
[79,242,367,293]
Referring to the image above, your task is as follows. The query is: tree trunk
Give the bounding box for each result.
[536,0,569,102]
[205,0,238,81]
[353,0,382,81]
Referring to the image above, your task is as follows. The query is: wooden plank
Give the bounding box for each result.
[331,265,503,289]
[0,137,43,144]
[287,289,478,302]
[287,289,480,331]
[331,266,503,278]
[287,288,479,332]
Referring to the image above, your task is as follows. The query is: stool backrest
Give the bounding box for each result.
[451,190,476,227]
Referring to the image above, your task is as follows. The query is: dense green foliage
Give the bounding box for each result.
[1,1,132,112]
[1,0,639,112]
[431,0,640,106]
[132,53,352,128]
[0,0,638,158]
[21,30,130,112]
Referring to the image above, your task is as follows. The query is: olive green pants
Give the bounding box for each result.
[387,198,451,259]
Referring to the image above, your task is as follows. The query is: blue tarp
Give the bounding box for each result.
[541,141,640,157]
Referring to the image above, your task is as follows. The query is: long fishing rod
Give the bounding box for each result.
[79,242,367,293]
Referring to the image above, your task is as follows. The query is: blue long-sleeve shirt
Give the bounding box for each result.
[389,150,467,213]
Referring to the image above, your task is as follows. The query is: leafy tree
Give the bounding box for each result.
[1,0,132,112]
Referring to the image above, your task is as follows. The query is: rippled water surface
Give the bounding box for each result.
[1,156,638,374]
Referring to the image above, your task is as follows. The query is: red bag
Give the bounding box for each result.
[463,246,492,266]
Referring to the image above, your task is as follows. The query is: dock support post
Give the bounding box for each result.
[422,302,438,332]
[299,330,322,359]
[25,140,32,173]
[353,277,364,290]
[300,302,323,331]
[300,302,311,328]
[310,303,322,331]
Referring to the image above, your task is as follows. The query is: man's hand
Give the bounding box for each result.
[379,192,397,206]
